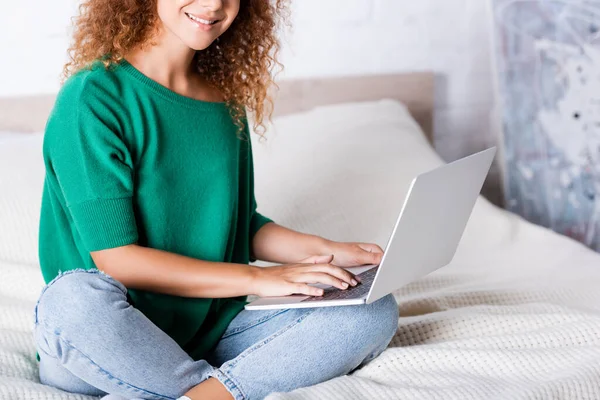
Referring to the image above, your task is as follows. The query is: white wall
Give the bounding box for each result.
[1,1,78,96]
[279,1,499,163]
[279,1,501,202]
[2,0,501,199]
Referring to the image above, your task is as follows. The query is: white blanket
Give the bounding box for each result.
[266,198,600,399]
[3,198,600,400]
[2,101,600,399]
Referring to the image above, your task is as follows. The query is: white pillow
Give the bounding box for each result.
[0,132,45,266]
[251,99,444,248]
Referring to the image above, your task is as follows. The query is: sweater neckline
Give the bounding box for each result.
[118,58,228,109]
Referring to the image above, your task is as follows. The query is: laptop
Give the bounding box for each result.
[245,147,497,310]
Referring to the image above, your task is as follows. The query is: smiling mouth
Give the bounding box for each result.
[185,13,220,26]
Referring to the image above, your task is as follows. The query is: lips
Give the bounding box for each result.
[185,12,220,26]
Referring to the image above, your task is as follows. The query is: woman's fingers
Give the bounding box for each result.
[356,244,384,265]
[293,272,349,290]
[304,264,357,286]
[292,283,324,296]
[358,243,384,254]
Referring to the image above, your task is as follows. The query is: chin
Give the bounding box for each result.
[185,37,217,51]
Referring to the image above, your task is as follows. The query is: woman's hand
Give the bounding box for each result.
[321,241,384,268]
[251,223,386,268]
[250,254,360,297]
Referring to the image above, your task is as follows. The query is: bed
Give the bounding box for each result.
[2,72,600,400]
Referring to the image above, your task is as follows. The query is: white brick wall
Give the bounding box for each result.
[2,0,501,199]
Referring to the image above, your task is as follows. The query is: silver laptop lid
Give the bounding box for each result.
[366,147,497,304]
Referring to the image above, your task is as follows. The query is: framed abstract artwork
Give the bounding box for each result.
[492,0,600,249]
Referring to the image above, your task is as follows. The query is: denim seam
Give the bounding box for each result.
[35,341,58,360]
[34,268,124,325]
[37,318,174,400]
[220,307,318,393]
[221,309,290,339]
[218,308,317,398]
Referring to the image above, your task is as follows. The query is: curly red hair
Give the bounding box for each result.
[62,0,288,135]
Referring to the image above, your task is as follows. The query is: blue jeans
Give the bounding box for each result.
[33,268,398,400]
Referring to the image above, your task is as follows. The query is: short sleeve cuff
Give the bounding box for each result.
[249,212,273,263]
[69,197,138,251]
[249,211,273,241]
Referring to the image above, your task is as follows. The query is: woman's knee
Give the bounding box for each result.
[354,294,399,346]
[318,294,398,348]
[302,294,397,374]
[369,293,399,339]
[34,268,127,331]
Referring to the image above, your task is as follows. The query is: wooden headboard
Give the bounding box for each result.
[0,72,434,142]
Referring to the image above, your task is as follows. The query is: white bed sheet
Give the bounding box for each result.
[2,101,600,399]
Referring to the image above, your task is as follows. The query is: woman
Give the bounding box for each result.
[33,1,399,399]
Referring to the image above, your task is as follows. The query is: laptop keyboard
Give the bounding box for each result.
[301,267,378,303]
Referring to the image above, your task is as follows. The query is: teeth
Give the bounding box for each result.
[186,13,216,25]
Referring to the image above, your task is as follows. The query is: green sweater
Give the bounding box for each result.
[38,58,273,360]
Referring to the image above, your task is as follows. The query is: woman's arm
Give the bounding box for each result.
[252,222,384,267]
[250,222,328,264]
[91,244,257,298]
[91,243,359,298]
